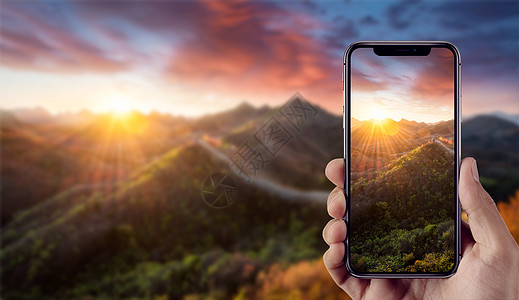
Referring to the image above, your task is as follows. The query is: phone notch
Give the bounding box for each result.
[374,45,431,56]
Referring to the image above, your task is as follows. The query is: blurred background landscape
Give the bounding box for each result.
[1,1,518,299]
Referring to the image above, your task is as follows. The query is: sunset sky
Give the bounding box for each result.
[0,1,518,117]
[352,47,454,123]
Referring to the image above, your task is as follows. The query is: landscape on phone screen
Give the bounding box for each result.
[350,47,456,273]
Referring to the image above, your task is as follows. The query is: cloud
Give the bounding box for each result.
[0,1,341,108]
[0,3,131,73]
[377,0,518,114]
[0,0,517,115]
[349,52,393,92]
[350,47,455,110]
[434,1,519,30]
[385,0,422,30]
[156,1,339,104]
[351,69,387,92]
[427,1,519,81]
[359,15,379,26]
[406,48,455,107]
[453,27,519,82]
[379,1,519,81]
[324,17,359,50]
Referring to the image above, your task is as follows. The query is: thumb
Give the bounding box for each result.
[459,157,512,248]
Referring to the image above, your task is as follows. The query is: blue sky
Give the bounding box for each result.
[351,47,455,123]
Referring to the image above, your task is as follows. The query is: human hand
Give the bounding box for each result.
[322,157,519,299]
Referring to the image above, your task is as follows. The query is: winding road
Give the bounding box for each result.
[197,137,454,206]
[434,139,455,154]
[197,139,329,205]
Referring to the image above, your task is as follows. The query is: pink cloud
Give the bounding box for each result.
[350,69,387,92]
[157,1,340,108]
[407,49,455,106]
[0,4,130,73]
[0,1,348,113]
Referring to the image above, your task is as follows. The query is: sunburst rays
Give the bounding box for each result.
[351,118,410,182]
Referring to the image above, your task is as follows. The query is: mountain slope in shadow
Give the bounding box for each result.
[462,115,519,202]
[1,142,328,299]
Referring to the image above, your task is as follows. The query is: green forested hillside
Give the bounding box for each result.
[2,103,518,299]
[1,143,328,299]
[350,142,455,273]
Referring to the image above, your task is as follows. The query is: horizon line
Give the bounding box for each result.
[0,104,516,121]
[352,117,455,124]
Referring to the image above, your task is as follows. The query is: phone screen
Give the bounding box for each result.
[346,43,459,275]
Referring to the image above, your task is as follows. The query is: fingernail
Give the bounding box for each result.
[471,159,479,182]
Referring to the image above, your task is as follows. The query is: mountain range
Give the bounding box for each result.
[1,96,518,299]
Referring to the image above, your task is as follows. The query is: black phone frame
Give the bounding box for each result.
[342,41,462,279]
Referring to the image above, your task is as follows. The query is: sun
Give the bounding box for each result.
[370,109,385,121]
[107,98,131,116]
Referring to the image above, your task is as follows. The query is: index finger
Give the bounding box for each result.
[325,158,344,188]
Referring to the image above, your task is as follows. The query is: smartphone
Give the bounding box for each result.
[343,41,461,278]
